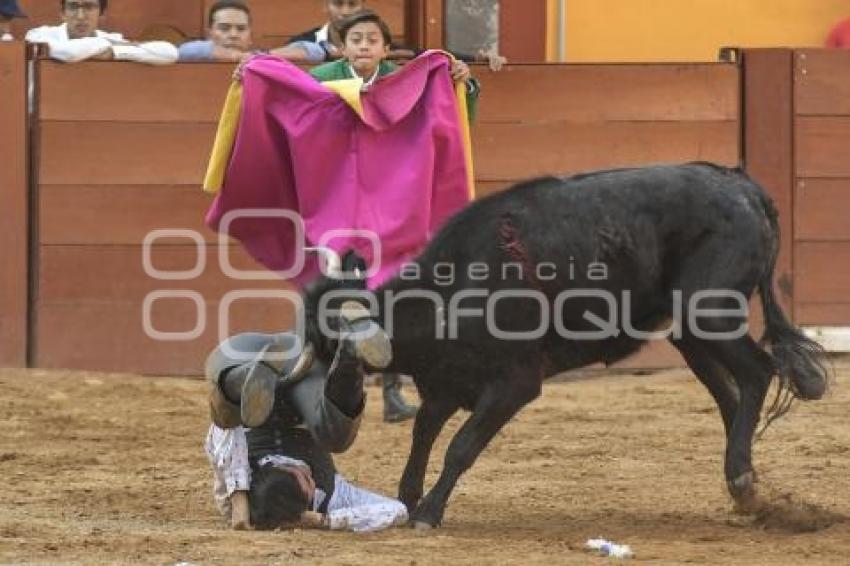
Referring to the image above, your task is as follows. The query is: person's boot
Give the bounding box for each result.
[238,361,279,428]
[383,373,418,423]
[220,342,293,428]
[338,301,392,370]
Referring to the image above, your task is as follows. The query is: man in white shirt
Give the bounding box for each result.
[25,0,178,64]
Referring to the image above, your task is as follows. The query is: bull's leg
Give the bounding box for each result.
[700,335,773,512]
[411,379,541,528]
[671,338,739,436]
[398,399,459,513]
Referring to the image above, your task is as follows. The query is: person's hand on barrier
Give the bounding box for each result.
[451,60,471,82]
[477,48,507,72]
[232,52,257,82]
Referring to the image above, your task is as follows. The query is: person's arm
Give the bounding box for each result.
[26,26,111,63]
[205,424,252,529]
[110,40,179,65]
[269,40,327,64]
[178,40,215,62]
[324,476,409,532]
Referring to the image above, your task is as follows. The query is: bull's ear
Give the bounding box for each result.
[341,250,367,276]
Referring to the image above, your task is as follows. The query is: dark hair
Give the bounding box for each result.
[208,0,251,27]
[339,9,392,45]
[248,465,310,530]
[60,0,107,14]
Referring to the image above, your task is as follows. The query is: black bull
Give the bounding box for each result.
[303,162,828,528]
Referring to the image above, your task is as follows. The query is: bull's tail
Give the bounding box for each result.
[755,189,829,430]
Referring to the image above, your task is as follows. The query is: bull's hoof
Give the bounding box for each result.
[412,520,435,531]
[729,471,759,514]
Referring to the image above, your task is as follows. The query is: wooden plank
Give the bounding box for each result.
[794,178,850,241]
[0,43,28,367]
[794,49,850,116]
[742,49,794,317]
[37,62,739,124]
[38,62,232,123]
[796,303,850,326]
[104,0,205,39]
[794,242,850,305]
[11,2,59,38]
[38,120,738,188]
[405,0,424,49]
[40,182,523,245]
[253,33,406,51]
[476,64,740,123]
[795,116,850,178]
[38,245,291,302]
[202,0,405,42]
[35,300,295,375]
[423,0,445,50]
[40,185,219,245]
[38,121,215,185]
[472,120,739,181]
[499,0,547,63]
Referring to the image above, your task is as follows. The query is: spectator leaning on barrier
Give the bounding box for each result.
[0,0,26,41]
[25,0,178,64]
[826,16,850,48]
[179,0,326,64]
[288,0,365,61]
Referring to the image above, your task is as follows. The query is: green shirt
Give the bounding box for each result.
[309,59,398,82]
[309,59,479,122]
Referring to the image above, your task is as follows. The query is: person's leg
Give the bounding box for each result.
[206,332,304,428]
[383,374,418,423]
[289,301,394,452]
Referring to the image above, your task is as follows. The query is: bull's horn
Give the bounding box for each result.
[304,246,342,278]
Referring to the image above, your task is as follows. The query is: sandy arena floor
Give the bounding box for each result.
[1,362,849,565]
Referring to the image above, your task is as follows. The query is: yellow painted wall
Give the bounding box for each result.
[547,0,850,62]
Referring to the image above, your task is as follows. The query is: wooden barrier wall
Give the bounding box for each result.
[0,43,28,368]
[793,49,850,325]
[29,60,740,374]
[33,62,297,374]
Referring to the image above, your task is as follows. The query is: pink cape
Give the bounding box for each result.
[205,52,472,288]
